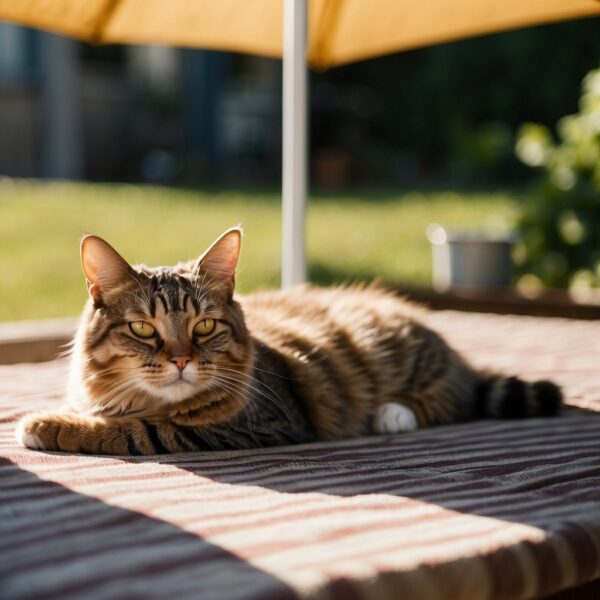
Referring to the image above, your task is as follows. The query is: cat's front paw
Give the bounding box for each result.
[17,413,63,451]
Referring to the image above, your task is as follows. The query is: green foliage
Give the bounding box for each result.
[450,122,514,180]
[313,19,600,185]
[514,66,600,292]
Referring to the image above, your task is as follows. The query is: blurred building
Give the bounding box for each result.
[2,19,599,187]
[0,23,282,183]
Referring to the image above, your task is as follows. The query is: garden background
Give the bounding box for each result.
[1,17,599,321]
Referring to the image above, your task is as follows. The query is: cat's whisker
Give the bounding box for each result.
[81,367,141,385]
[215,375,251,395]
[86,364,142,376]
[97,380,154,417]
[247,364,298,381]
[207,374,250,399]
[208,380,257,432]
[215,368,296,423]
[57,336,78,359]
[192,271,219,310]
[97,387,137,412]
[207,377,259,421]
[93,379,143,414]
[127,272,153,307]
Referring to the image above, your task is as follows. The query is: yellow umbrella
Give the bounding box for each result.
[1,0,599,284]
[1,0,599,69]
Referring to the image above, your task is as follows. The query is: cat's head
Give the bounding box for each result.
[75,227,254,421]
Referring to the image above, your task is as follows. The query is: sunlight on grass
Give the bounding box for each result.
[0,180,518,321]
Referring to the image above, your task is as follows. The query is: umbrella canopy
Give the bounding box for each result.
[1,0,600,69]
[2,0,600,286]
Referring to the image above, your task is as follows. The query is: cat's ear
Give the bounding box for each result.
[195,227,242,295]
[80,235,133,302]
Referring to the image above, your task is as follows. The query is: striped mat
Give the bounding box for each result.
[1,310,600,600]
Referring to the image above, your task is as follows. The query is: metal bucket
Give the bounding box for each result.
[427,224,513,291]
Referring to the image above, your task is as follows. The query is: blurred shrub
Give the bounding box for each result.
[313,19,600,186]
[514,66,600,293]
[450,122,514,183]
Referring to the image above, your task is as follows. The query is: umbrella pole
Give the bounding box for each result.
[281,0,308,288]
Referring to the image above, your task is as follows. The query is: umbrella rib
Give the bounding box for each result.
[310,0,344,70]
[89,0,120,44]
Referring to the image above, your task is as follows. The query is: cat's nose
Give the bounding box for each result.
[170,356,192,371]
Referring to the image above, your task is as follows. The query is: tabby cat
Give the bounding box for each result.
[17,227,562,455]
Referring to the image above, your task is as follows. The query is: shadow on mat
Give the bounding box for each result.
[0,458,295,600]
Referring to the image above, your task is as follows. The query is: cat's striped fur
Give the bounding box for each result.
[17,227,562,455]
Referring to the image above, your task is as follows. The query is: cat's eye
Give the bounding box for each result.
[129,321,155,338]
[193,318,216,337]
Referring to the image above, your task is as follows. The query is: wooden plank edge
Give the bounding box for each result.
[0,318,78,365]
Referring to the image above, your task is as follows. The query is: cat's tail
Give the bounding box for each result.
[473,373,563,419]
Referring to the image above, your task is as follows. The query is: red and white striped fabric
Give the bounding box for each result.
[1,310,600,600]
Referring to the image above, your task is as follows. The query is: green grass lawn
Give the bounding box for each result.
[0,180,519,321]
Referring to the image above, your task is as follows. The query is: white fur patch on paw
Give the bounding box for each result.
[16,419,46,450]
[373,403,418,435]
